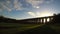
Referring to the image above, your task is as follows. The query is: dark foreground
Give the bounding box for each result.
[17,24,60,34]
[0,23,60,34]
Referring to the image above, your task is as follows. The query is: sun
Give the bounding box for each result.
[41,11,53,17]
[40,12,52,17]
[36,10,53,17]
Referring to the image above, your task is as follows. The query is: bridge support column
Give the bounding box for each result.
[37,19,39,24]
[42,18,44,24]
[37,18,41,24]
[39,19,41,23]
[45,18,47,24]
[49,18,52,23]
[38,19,39,23]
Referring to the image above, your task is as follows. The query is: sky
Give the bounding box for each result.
[0,0,60,20]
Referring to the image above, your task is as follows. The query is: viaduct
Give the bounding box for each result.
[21,16,54,24]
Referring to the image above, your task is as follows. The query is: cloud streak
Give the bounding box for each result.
[0,0,12,12]
[26,0,44,6]
[13,0,23,10]
[26,0,44,8]
[28,12,36,17]
[0,0,24,12]
[26,0,54,8]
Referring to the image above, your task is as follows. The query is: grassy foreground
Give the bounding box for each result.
[18,24,60,34]
[0,23,60,34]
[0,23,43,34]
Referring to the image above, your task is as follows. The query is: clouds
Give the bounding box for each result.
[0,0,54,12]
[0,0,31,12]
[28,12,36,17]
[28,11,42,17]
[0,0,12,12]
[28,11,40,17]
[0,0,23,12]
[26,0,44,6]
[44,0,54,4]
[26,0,54,8]
[28,9,53,17]
[26,0,43,8]
[13,0,23,10]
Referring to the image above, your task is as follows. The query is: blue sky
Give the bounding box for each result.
[0,0,60,20]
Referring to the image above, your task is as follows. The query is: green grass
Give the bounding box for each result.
[0,23,43,34]
[0,23,60,34]
[49,24,60,33]
[18,24,60,34]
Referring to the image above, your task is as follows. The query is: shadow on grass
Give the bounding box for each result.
[17,25,59,34]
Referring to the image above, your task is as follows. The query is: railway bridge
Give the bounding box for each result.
[26,16,54,24]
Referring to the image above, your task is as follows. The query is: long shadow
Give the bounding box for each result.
[17,25,59,34]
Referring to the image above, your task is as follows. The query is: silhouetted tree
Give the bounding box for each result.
[51,13,60,24]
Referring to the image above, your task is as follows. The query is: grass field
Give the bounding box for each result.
[0,23,43,34]
[0,23,60,34]
[49,24,60,34]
